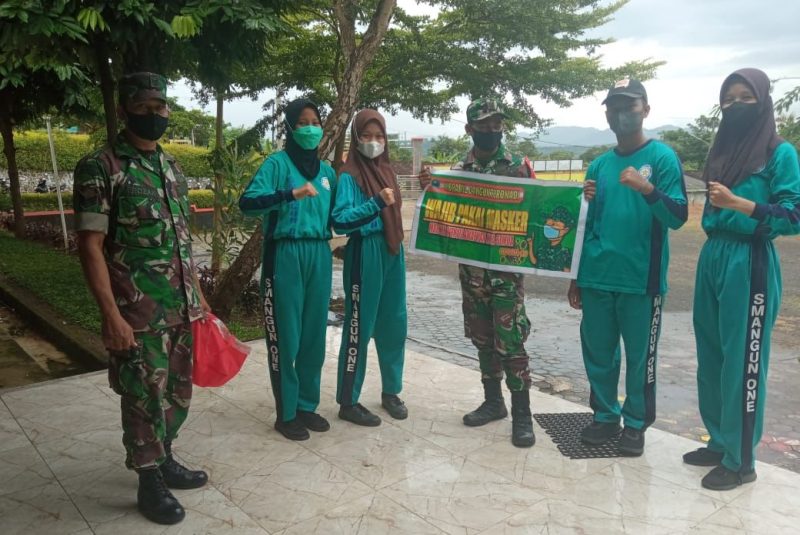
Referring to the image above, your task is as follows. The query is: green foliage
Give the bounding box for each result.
[660,114,719,171]
[267,1,659,129]
[163,143,213,177]
[546,150,577,161]
[504,133,540,160]
[2,131,92,173]
[778,114,800,152]
[428,135,471,158]
[0,190,213,212]
[580,145,613,164]
[0,131,214,177]
[391,146,413,162]
[195,146,261,265]
[165,100,217,146]
[0,231,101,332]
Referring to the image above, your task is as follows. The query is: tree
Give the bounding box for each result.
[213,0,664,317]
[428,135,471,157]
[580,144,613,164]
[0,1,92,237]
[547,150,576,161]
[660,114,719,171]
[504,133,540,160]
[164,98,216,146]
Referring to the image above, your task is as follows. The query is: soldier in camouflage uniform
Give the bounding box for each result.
[528,206,576,272]
[420,98,536,448]
[74,73,210,525]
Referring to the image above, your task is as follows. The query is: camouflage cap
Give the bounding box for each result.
[546,206,576,228]
[466,98,508,124]
[118,72,168,105]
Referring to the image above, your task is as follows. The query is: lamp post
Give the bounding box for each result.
[44,115,69,252]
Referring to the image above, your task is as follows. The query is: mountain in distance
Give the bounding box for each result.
[522,125,682,155]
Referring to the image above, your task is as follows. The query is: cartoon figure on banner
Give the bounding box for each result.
[527,206,575,272]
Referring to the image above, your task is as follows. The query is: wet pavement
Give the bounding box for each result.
[332,221,800,473]
[0,301,84,389]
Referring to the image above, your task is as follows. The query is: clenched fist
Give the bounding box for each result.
[619,166,654,194]
[379,187,396,206]
[293,182,318,200]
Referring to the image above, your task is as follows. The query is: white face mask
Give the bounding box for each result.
[357,140,385,159]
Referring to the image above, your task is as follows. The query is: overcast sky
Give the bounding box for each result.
[170,0,800,141]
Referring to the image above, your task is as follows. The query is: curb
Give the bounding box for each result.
[0,275,106,370]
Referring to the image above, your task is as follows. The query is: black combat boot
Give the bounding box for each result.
[160,441,209,490]
[463,379,508,427]
[510,390,535,448]
[137,468,185,525]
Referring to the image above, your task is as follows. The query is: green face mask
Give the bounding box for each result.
[292,125,323,150]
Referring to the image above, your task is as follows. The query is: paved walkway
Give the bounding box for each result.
[1,331,799,534]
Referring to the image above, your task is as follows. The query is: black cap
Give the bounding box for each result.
[602,78,647,105]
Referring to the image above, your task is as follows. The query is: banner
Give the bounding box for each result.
[410,170,587,279]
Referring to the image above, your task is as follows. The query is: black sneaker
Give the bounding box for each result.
[137,468,185,525]
[297,410,331,432]
[580,421,621,445]
[381,394,408,420]
[160,455,208,489]
[683,447,724,467]
[701,465,757,491]
[275,418,310,441]
[339,403,382,427]
[618,426,645,457]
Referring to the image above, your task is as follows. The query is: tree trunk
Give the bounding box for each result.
[318,0,397,158]
[211,94,225,272]
[208,229,263,321]
[95,39,117,144]
[206,0,397,319]
[333,128,348,171]
[0,94,24,238]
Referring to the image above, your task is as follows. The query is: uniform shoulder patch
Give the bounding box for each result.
[638,164,653,181]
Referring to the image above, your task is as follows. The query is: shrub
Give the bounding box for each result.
[0,190,212,212]
[0,131,214,178]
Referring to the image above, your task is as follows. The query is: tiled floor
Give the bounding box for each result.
[1,328,799,534]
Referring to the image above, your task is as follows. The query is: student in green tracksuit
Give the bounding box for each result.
[683,69,800,491]
[568,79,687,456]
[332,109,408,427]
[239,99,337,441]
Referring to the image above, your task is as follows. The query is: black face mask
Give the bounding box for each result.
[471,130,502,152]
[722,102,759,132]
[126,112,169,141]
[608,110,643,137]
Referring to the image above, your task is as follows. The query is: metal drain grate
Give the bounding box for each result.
[534,412,625,459]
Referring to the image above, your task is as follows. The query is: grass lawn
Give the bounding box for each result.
[0,231,261,341]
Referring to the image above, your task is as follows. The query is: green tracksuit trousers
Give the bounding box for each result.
[580,288,664,430]
[262,239,332,422]
[693,235,781,471]
[337,233,407,406]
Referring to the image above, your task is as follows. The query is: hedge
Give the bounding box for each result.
[1,130,214,177]
[0,190,214,212]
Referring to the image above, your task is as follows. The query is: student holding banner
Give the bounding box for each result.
[685,69,800,490]
[332,109,408,426]
[568,79,687,456]
[239,99,337,442]
[421,98,536,448]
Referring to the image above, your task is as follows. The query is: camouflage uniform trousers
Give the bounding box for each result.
[459,264,532,391]
[108,322,193,470]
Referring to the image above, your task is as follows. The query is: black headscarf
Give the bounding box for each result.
[284,98,322,180]
[702,68,783,187]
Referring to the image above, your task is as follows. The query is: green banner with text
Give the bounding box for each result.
[410,170,587,279]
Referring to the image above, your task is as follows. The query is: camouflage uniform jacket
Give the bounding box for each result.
[452,143,533,178]
[73,134,203,332]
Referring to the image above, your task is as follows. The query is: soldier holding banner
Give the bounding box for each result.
[420,98,536,448]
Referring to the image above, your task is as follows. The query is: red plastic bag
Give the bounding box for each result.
[192,313,250,387]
